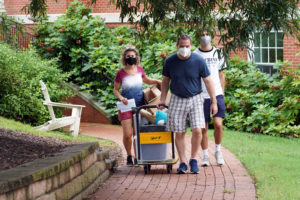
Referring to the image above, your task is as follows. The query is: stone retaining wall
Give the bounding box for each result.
[0,142,116,200]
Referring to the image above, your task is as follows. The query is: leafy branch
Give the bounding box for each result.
[111,0,300,62]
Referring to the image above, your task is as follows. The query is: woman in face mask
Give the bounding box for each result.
[114,45,162,166]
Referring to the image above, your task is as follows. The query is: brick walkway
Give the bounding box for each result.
[80,123,256,200]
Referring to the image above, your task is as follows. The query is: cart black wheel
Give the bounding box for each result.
[144,166,148,174]
[167,165,172,173]
[147,165,151,171]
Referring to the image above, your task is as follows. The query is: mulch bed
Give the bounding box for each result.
[0,128,122,171]
[0,128,75,170]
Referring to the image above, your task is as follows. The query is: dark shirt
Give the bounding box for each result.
[162,53,210,98]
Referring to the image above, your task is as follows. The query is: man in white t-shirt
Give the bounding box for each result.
[194,31,226,166]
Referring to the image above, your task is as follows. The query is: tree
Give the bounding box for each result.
[112,0,299,61]
[22,0,97,18]
[24,0,299,61]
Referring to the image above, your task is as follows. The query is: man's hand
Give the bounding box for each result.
[157,101,166,110]
[210,101,218,116]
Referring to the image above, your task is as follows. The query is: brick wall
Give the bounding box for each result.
[62,95,111,124]
[213,36,248,60]
[230,49,248,60]
[47,0,69,14]
[283,35,300,68]
[84,0,120,13]
[4,0,27,15]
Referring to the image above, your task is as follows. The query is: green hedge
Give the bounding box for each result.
[225,57,299,137]
[0,43,72,125]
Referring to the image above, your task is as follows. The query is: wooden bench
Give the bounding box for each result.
[35,80,85,136]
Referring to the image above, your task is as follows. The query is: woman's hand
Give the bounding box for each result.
[121,97,128,105]
[156,80,162,87]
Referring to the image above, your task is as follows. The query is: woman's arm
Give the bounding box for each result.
[113,81,128,105]
[143,76,162,86]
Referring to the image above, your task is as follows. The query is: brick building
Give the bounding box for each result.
[2,0,299,71]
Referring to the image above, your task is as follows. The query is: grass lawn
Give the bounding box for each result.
[0,116,116,147]
[207,128,300,200]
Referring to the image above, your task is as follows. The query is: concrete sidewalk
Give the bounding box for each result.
[80,123,256,200]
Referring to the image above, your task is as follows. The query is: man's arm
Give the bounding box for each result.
[203,76,218,115]
[158,76,170,109]
[219,70,225,95]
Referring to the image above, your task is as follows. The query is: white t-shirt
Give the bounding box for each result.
[194,46,226,99]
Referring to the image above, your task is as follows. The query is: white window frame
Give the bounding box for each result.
[248,30,284,75]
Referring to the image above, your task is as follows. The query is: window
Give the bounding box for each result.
[251,31,283,75]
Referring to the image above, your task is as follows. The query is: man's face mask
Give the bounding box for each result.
[178,47,191,57]
[201,35,211,45]
[125,57,137,65]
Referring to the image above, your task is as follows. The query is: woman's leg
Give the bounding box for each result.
[121,118,134,156]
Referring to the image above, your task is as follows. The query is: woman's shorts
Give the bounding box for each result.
[118,110,134,121]
[166,93,205,133]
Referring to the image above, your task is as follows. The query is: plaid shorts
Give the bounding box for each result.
[166,93,205,133]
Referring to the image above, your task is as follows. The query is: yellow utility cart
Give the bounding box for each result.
[134,105,178,174]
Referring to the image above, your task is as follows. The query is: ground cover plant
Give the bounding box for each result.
[207,129,300,200]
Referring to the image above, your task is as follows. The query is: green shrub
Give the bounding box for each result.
[32,0,196,123]
[0,42,71,125]
[225,57,300,137]
[32,0,299,136]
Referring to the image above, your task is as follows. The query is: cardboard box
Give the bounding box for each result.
[143,85,171,116]
[143,86,161,104]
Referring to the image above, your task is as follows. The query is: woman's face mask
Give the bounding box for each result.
[201,35,211,45]
[125,57,137,65]
[178,47,191,57]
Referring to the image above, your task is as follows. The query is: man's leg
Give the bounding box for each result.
[214,117,223,145]
[201,98,211,166]
[201,123,209,150]
[214,117,224,165]
[188,128,202,174]
[201,123,210,166]
[121,118,134,165]
[175,132,187,163]
[191,128,202,158]
[188,93,206,173]
[175,132,188,174]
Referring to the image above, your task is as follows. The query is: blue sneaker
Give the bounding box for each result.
[177,162,188,174]
[189,159,200,174]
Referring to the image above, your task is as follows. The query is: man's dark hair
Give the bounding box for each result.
[177,34,192,46]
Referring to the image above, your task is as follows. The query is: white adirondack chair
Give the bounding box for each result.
[35,80,85,136]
